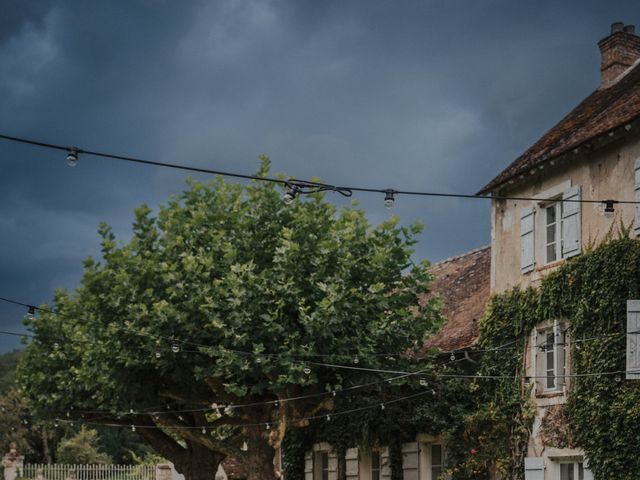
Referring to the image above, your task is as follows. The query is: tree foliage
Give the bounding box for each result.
[18,159,441,480]
[56,427,112,464]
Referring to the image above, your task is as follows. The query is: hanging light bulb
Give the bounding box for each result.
[332,390,337,397]
[326,414,331,421]
[54,420,59,428]
[380,404,385,410]
[53,342,60,350]
[615,375,622,383]
[353,355,359,365]
[282,183,300,204]
[66,148,79,167]
[383,189,396,209]
[66,411,70,418]
[155,351,161,359]
[171,344,180,353]
[450,352,456,361]
[240,441,248,452]
[274,400,279,407]
[303,364,311,375]
[255,356,263,364]
[419,378,427,387]
[131,425,136,432]
[26,306,35,321]
[265,423,271,431]
[129,408,134,414]
[202,427,206,434]
[603,199,617,218]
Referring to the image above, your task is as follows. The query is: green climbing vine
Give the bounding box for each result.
[284,237,640,480]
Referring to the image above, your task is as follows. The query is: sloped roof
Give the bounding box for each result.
[422,245,491,351]
[479,61,640,194]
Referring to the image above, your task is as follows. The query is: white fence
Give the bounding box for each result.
[20,464,158,480]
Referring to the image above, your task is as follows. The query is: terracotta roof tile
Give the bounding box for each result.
[479,62,640,194]
[421,245,491,351]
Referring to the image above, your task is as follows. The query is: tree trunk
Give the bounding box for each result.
[173,441,225,480]
[244,427,277,480]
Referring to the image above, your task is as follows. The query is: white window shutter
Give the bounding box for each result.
[401,443,420,480]
[627,300,640,379]
[304,451,313,480]
[345,448,358,480]
[524,457,544,480]
[562,185,582,258]
[554,320,566,389]
[327,451,338,480]
[380,448,391,480]
[635,158,640,236]
[583,459,594,480]
[521,206,536,273]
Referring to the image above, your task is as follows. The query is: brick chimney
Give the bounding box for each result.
[598,22,640,88]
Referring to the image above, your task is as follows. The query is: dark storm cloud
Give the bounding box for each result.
[1,0,639,350]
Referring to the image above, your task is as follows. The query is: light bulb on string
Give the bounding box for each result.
[66,148,79,167]
[353,355,359,365]
[53,342,60,350]
[282,183,300,204]
[202,427,206,434]
[265,423,271,431]
[26,306,35,321]
[383,189,396,209]
[171,344,180,353]
[240,442,248,452]
[603,199,617,218]
[155,351,161,359]
[54,420,59,428]
[326,414,331,421]
[380,404,385,410]
[450,352,456,361]
[274,400,279,407]
[419,378,427,387]
[332,390,337,397]
[303,364,311,375]
[131,425,136,432]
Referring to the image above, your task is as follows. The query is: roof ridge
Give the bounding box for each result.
[432,245,490,268]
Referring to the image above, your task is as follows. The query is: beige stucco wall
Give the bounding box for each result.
[490,132,640,294]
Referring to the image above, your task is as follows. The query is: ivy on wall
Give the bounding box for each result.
[283,237,640,480]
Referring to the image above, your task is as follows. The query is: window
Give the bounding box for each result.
[559,461,584,480]
[313,452,330,480]
[535,320,567,393]
[431,444,443,480]
[371,451,381,480]
[545,202,561,263]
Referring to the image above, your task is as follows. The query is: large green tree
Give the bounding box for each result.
[18,160,441,480]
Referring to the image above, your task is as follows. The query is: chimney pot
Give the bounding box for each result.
[612,22,625,34]
[624,25,636,34]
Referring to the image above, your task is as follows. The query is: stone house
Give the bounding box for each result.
[303,246,491,480]
[477,21,640,480]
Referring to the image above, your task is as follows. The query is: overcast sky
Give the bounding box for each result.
[1,0,638,352]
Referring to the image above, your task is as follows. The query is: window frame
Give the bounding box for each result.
[534,320,568,394]
[370,450,381,480]
[545,201,562,264]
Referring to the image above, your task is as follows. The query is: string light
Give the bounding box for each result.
[303,364,311,375]
[131,425,136,432]
[450,352,456,361]
[202,427,206,434]
[66,148,79,167]
[603,199,617,217]
[171,344,180,353]
[155,351,161,359]
[26,306,35,321]
[383,189,396,209]
[240,441,248,452]
[353,355,359,365]
[282,183,300,204]
[1,132,637,209]
[265,423,270,431]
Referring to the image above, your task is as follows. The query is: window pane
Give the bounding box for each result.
[546,223,556,244]
[431,466,442,479]
[547,243,557,262]
[578,462,584,480]
[546,205,556,225]
[372,452,380,469]
[432,444,442,466]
